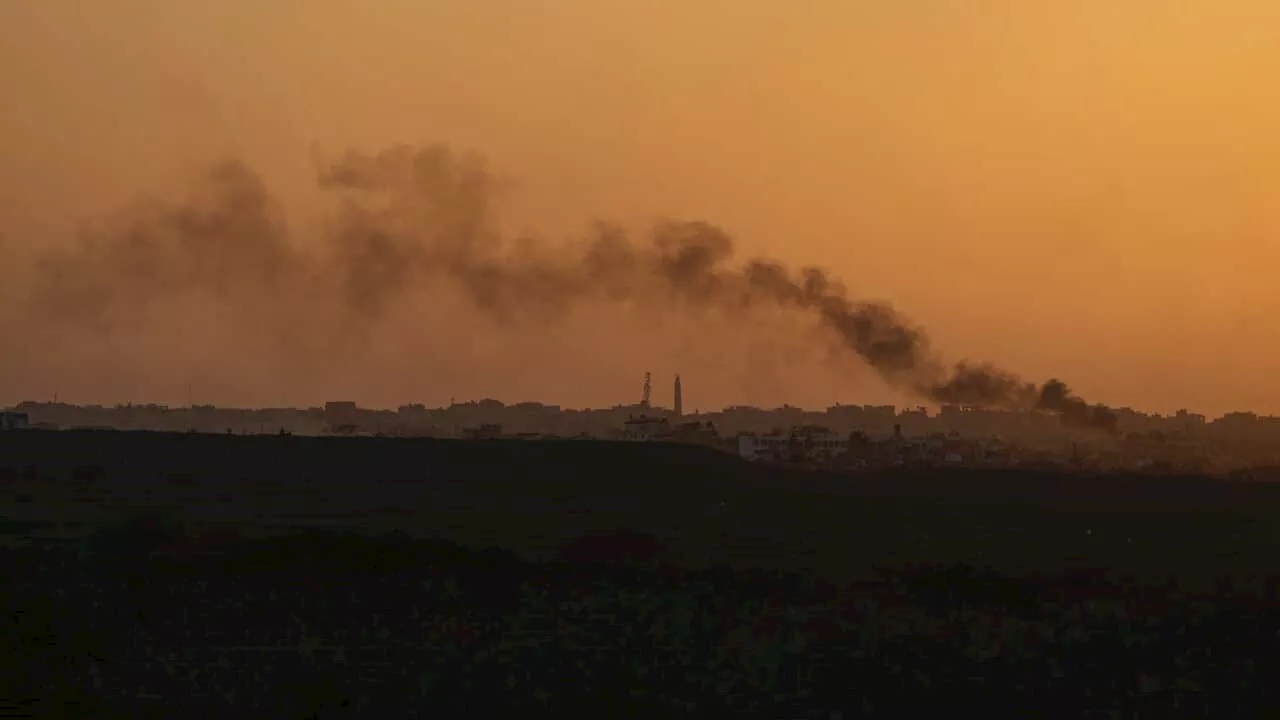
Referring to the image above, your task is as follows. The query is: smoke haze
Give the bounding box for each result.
[0,143,1117,431]
[6,1,1280,415]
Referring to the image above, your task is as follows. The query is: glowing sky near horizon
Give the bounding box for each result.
[1,0,1277,416]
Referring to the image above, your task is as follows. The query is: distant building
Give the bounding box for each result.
[673,375,683,417]
[737,431,789,461]
[669,420,719,447]
[791,425,850,460]
[462,423,503,439]
[622,415,671,442]
[0,412,29,430]
[737,426,849,462]
[323,401,361,434]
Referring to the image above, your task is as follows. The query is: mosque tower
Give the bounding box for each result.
[673,375,683,417]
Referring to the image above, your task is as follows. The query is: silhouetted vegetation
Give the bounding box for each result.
[6,525,1280,716]
[6,433,1280,714]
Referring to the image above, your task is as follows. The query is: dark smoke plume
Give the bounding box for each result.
[6,142,1119,431]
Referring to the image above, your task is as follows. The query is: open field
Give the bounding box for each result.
[4,430,1280,587]
[6,430,1280,714]
[10,528,1280,717]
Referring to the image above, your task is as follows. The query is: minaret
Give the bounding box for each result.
[641,372,652,411]
[673,374,683,417]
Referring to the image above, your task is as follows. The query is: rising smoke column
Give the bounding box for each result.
[8,142,1119,431]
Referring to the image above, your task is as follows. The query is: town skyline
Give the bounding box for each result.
[8,382,1273,425]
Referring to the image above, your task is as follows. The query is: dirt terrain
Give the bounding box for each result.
[3,430,1279,586]
[5,430,1280,715]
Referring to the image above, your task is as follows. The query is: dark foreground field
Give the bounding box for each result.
[4,431,1280,716]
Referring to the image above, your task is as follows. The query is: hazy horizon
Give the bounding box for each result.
[0,391,1244,422]
[3,1,1278,417]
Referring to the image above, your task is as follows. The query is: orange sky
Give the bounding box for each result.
[1,0,1278,415]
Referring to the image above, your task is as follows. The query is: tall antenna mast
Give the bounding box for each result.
[641,372,652,410]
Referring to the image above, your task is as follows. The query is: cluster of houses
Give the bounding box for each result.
[619,415,722,445]
[733,423,1014,468]
[620,415,1015,469]
[0,398,1237,473]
